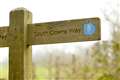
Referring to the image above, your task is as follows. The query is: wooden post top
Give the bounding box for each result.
[10,7,31,12]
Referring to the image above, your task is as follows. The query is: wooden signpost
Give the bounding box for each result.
[0,8,101,80]
[28,17,100,45]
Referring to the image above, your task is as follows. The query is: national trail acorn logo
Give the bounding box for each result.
[83,22,96,36]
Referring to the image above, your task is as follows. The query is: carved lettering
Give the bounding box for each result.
[0,34,7,40]
[49,30,67,35]
[34,30,68,38]
[0,27,8,47]
[0,27,8,41]
[34,31,48,37]
[69,28,81,33]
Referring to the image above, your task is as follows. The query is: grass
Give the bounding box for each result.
[0,66,8,79]
[0,66,49,80]
[35,67,48,80]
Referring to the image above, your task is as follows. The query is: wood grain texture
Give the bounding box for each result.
[9,8,32,80]
[28,18,101,45]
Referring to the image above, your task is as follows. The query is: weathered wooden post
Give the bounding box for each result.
[9,8,32,80]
